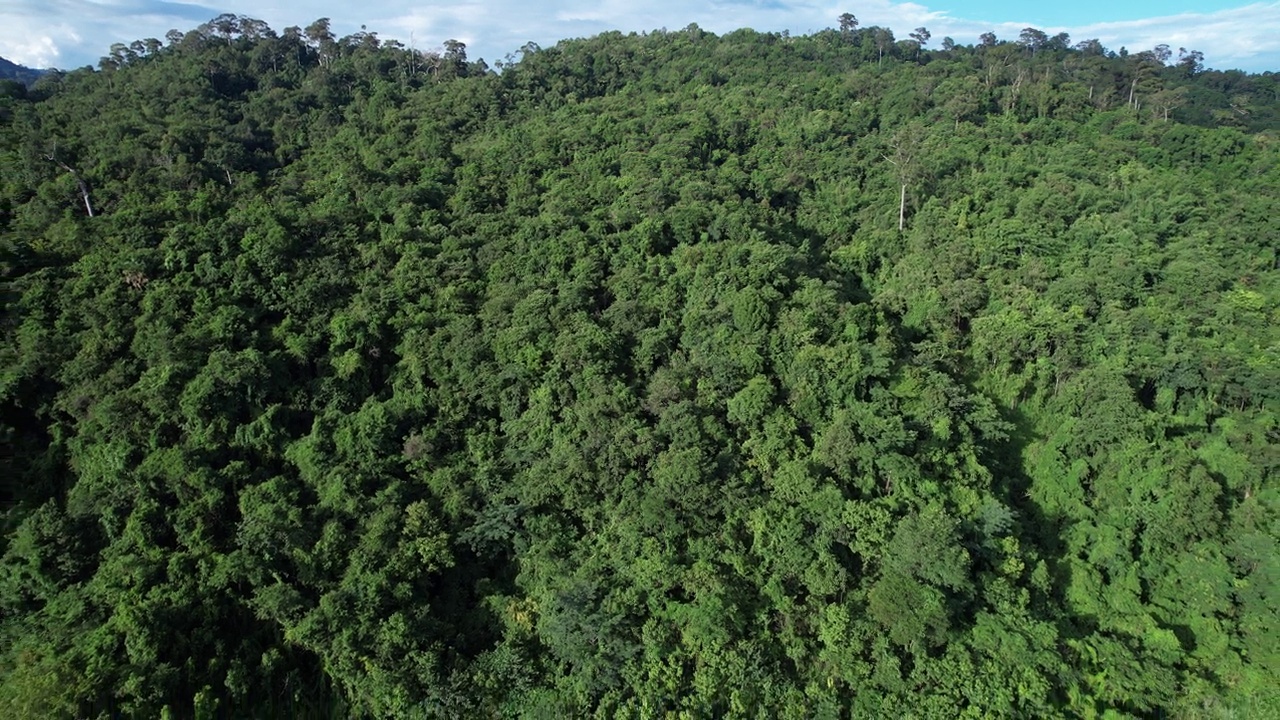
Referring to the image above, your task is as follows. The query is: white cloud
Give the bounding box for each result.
[0,0,218,69]
[0,31,67,68]
[932,2,1280,70]
[1,0,1277,72]
[1070,3,1280,67]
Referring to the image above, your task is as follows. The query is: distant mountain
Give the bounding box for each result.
[0,56,47,85]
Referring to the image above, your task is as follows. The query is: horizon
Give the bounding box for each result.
[0,1,1277,75]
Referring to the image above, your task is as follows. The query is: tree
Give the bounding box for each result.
[1019,27,1049,54]
[43,147,95,216]
[1075,38,1105,56]
[909,27,931,59]
[208,13,240,44]
[304,17,337,66]
[303,17,332,45]
[979,32,997,47]
[240,17,274,41]
[442,39,468,77]
[838,13,859,36]
[1150,86,1188,122]
[1178,48,1204,76]
[874,28,895,65]
[869,507,972,648]
[885,123,930,230]
[1125,52,1163,110]
[939,76,984,129]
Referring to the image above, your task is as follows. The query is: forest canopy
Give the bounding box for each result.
[1,14,1278,719]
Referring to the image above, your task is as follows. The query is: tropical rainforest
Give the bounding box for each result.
[0,57,46,88]
[1,12,1277,719]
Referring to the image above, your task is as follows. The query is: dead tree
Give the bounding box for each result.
[884,125,927,232]
[45,149,95,217]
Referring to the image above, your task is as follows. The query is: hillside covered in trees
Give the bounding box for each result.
[0,57,46,88]
[1,14,1278,718]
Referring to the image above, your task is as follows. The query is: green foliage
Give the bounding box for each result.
[1,14,1277,718]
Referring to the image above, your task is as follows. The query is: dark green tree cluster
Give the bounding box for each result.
[1,15,1277,718]
[0,57,46,89]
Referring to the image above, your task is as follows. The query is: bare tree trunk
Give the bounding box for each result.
[899,184,906,231]
[46,154,95,217]
[1005,69,1025,115]
[410,32,418,77]
[79,180,94,217]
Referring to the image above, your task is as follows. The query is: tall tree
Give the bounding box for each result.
[1019,27,1049,54]
[838,13,859,36]
[909,26,932,59]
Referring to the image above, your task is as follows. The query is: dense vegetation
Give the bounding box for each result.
[2,14,1277,718]
[0,57,46,88]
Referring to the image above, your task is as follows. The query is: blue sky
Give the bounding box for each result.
[940,0,1246,26]
[2,0,1277,73]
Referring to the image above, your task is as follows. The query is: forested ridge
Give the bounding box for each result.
[0,58,46,88]
[1,13,1278,718]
